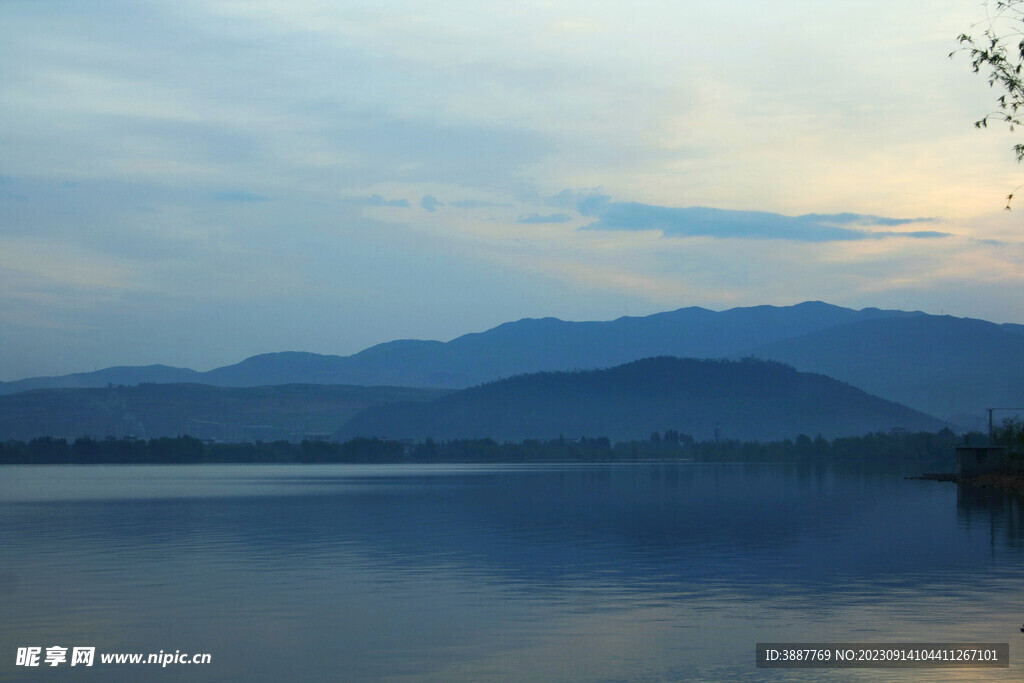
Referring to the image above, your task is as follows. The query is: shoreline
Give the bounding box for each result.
[912,471,1024,493]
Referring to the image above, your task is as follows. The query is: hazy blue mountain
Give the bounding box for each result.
[202,343,454,387]
[338,357,946,443]
[1,301,914,393]
[174,303,899,389]
[2,301,1018,423]
[0,383,448,442]
[751,315,1024,424]
[0,364,200,395]
[402,301,920,384]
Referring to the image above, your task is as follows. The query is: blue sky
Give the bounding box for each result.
[2,0,1023,379]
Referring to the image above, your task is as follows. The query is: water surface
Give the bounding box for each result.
[1,462,1021,681]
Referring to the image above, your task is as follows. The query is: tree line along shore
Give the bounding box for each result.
[0,429,967,468]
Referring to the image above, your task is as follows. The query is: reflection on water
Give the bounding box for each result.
[1,463,1022,681]
[958,484,1024,551]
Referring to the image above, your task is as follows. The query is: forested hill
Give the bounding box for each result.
[338,357,947,443]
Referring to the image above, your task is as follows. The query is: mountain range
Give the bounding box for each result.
[0,384,447,442]
[3,301,1022,424]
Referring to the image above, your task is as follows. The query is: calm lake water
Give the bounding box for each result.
[1,461,1022,681]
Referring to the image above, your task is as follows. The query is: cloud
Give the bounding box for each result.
[420,195,443,212]
[320,114,550,189]
[5,0,1022,380]
[450,199,502,208]
[341,194,410,208]
[517,213,573,224]
[800,212,936,227]
[577,197,948,242]
[897,231,950,239]
[211,190,269,202]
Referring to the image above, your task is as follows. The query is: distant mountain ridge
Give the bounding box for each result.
[0,383,448,442]
[751,315,1024,422]
[0,364,203,392]
[3,301,1021,422]
[0,301,916,392]
[338,357,947,443]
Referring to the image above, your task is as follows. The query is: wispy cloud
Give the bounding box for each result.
[577,197,947,242]
[341,194,410,208]
[799,212,936,227]
[211,190,269,203]
[450,199,503,209]
[421,195,443,212]
[518,213,573,224]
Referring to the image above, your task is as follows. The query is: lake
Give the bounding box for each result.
[1,461,1022,681]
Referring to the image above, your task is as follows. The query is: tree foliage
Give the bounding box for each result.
[993,416,1024,455]
[955,0,1024,207]
[0,429,961,470]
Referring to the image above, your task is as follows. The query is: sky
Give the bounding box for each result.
[2,0,1024,380]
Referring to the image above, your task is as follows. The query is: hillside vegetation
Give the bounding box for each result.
[339,357,946,443]
[0,383,448,442]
